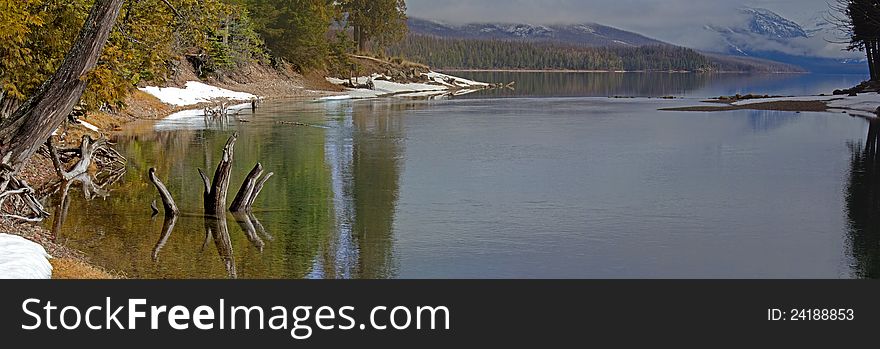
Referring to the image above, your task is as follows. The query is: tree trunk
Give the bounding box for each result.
[355,25,367,52]
[0,91,22,121]
[873,40,880,81]
[0,0,124,175]
[867,43,876,81]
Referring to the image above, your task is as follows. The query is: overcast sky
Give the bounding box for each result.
[406,0,840,47]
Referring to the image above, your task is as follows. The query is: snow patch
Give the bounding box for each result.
[322,72,489,101]
[0,234,52,279]
[140,81,256,107]
[79,120,101,132]
[731,95,838,106]
[155,102,252,131]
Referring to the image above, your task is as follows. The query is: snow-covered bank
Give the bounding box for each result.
[0,234,52,279]
[140,81,257,106]
[732,93,880,117]
[322,72,490,101]
[154,102,253,131]
[137,81,259,129]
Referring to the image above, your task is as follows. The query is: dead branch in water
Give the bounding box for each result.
[42,136,126,201]
[230,163,274,213]
[230,163,263,213]
[148,168,179,218]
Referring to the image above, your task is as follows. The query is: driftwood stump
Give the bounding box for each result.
[148,168,179,218]
[230,163,274,213]
[199,133,238,217]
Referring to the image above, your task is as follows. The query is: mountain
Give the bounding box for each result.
[408,18,667,47]
[405,18,803,73]
[705,7,866,74]
[739,7,808,39]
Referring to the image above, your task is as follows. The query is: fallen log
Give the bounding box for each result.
[0,177,48,222]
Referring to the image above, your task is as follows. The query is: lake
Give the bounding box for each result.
[46,72,880,279]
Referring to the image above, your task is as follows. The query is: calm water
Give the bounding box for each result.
[46,73,880,279]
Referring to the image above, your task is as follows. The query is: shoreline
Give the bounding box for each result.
[436,68,810,74]
[3,64,342,279]
[661,91,879,117]
[4,66,869,279]
[4,63,483,278]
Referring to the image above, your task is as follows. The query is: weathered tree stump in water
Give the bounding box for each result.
[230,163,274,213]
[199,133,238,217]
[148,168,179,218]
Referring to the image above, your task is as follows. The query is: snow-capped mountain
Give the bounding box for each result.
[705,7,865,74]
[740,7,808,39]
[408,18,667,47]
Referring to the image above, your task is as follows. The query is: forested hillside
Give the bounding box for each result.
[388,34,804,73]
[0,0,408,117]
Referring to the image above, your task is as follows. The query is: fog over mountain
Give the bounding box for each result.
[406,0,860,61]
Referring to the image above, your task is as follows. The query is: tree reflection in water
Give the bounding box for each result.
[845,118,880,278]
[49,98,411,279]
[203,216,236,279]
[309,100,405,279]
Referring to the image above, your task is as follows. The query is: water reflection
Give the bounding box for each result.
[746,110,799,133]
[845,119,880,278]
[452,71,866,98]
[351,101,404,278]
[151,214,177,262]
[47,99,405,279]
[45,73,872,279]
[204,216,236,278]
[310,100,404,279]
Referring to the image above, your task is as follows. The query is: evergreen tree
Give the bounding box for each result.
[834,0,880,80]
[388,35,718,72]
[341,0,408,53]
[244,0,333,69]
[0,0,267,115]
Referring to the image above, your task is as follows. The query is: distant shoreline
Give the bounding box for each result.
[437,69,808,74]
